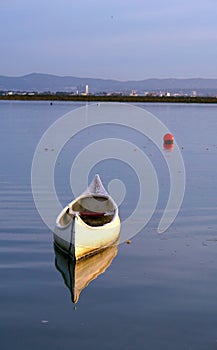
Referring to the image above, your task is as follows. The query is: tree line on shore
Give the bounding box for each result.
[0,94,217,103]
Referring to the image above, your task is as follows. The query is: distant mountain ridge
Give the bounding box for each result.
[1,73,217,94]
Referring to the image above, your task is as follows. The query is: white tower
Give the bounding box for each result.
[85,85,89,95]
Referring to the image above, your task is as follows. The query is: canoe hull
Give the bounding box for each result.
[74,213,120,259]
[54,213,120,260]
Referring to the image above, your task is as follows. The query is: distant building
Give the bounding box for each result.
[165,92,171,97]
[130,90,138,96]
[79,84,89,96]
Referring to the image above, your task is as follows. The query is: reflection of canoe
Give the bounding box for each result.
[54,243,118,303]
[54,174,120,260]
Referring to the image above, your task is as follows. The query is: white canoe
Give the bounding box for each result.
[54,174,120,260]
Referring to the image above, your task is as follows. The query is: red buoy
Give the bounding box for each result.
[163,133,174,144]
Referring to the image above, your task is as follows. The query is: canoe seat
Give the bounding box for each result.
[79,211,106,217]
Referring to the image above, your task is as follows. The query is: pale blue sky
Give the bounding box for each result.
[1,0,217,79]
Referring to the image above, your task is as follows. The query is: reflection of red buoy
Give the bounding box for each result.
[164,142,174,151]
[163,133,174,144]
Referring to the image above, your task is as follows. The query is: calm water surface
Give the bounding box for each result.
[1,101,217,350]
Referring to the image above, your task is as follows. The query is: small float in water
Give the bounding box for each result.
[163,133,174,144]
[54,174,120,260]
[163,133,174,151]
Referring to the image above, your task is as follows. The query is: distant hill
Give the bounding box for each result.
[1,73,217,95]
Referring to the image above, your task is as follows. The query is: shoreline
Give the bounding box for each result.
[0,94,217,104]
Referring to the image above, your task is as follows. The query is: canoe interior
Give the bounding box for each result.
[80,213,113,227]
[58,195,116,228]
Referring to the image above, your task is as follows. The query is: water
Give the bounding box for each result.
[1,100,217,349]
